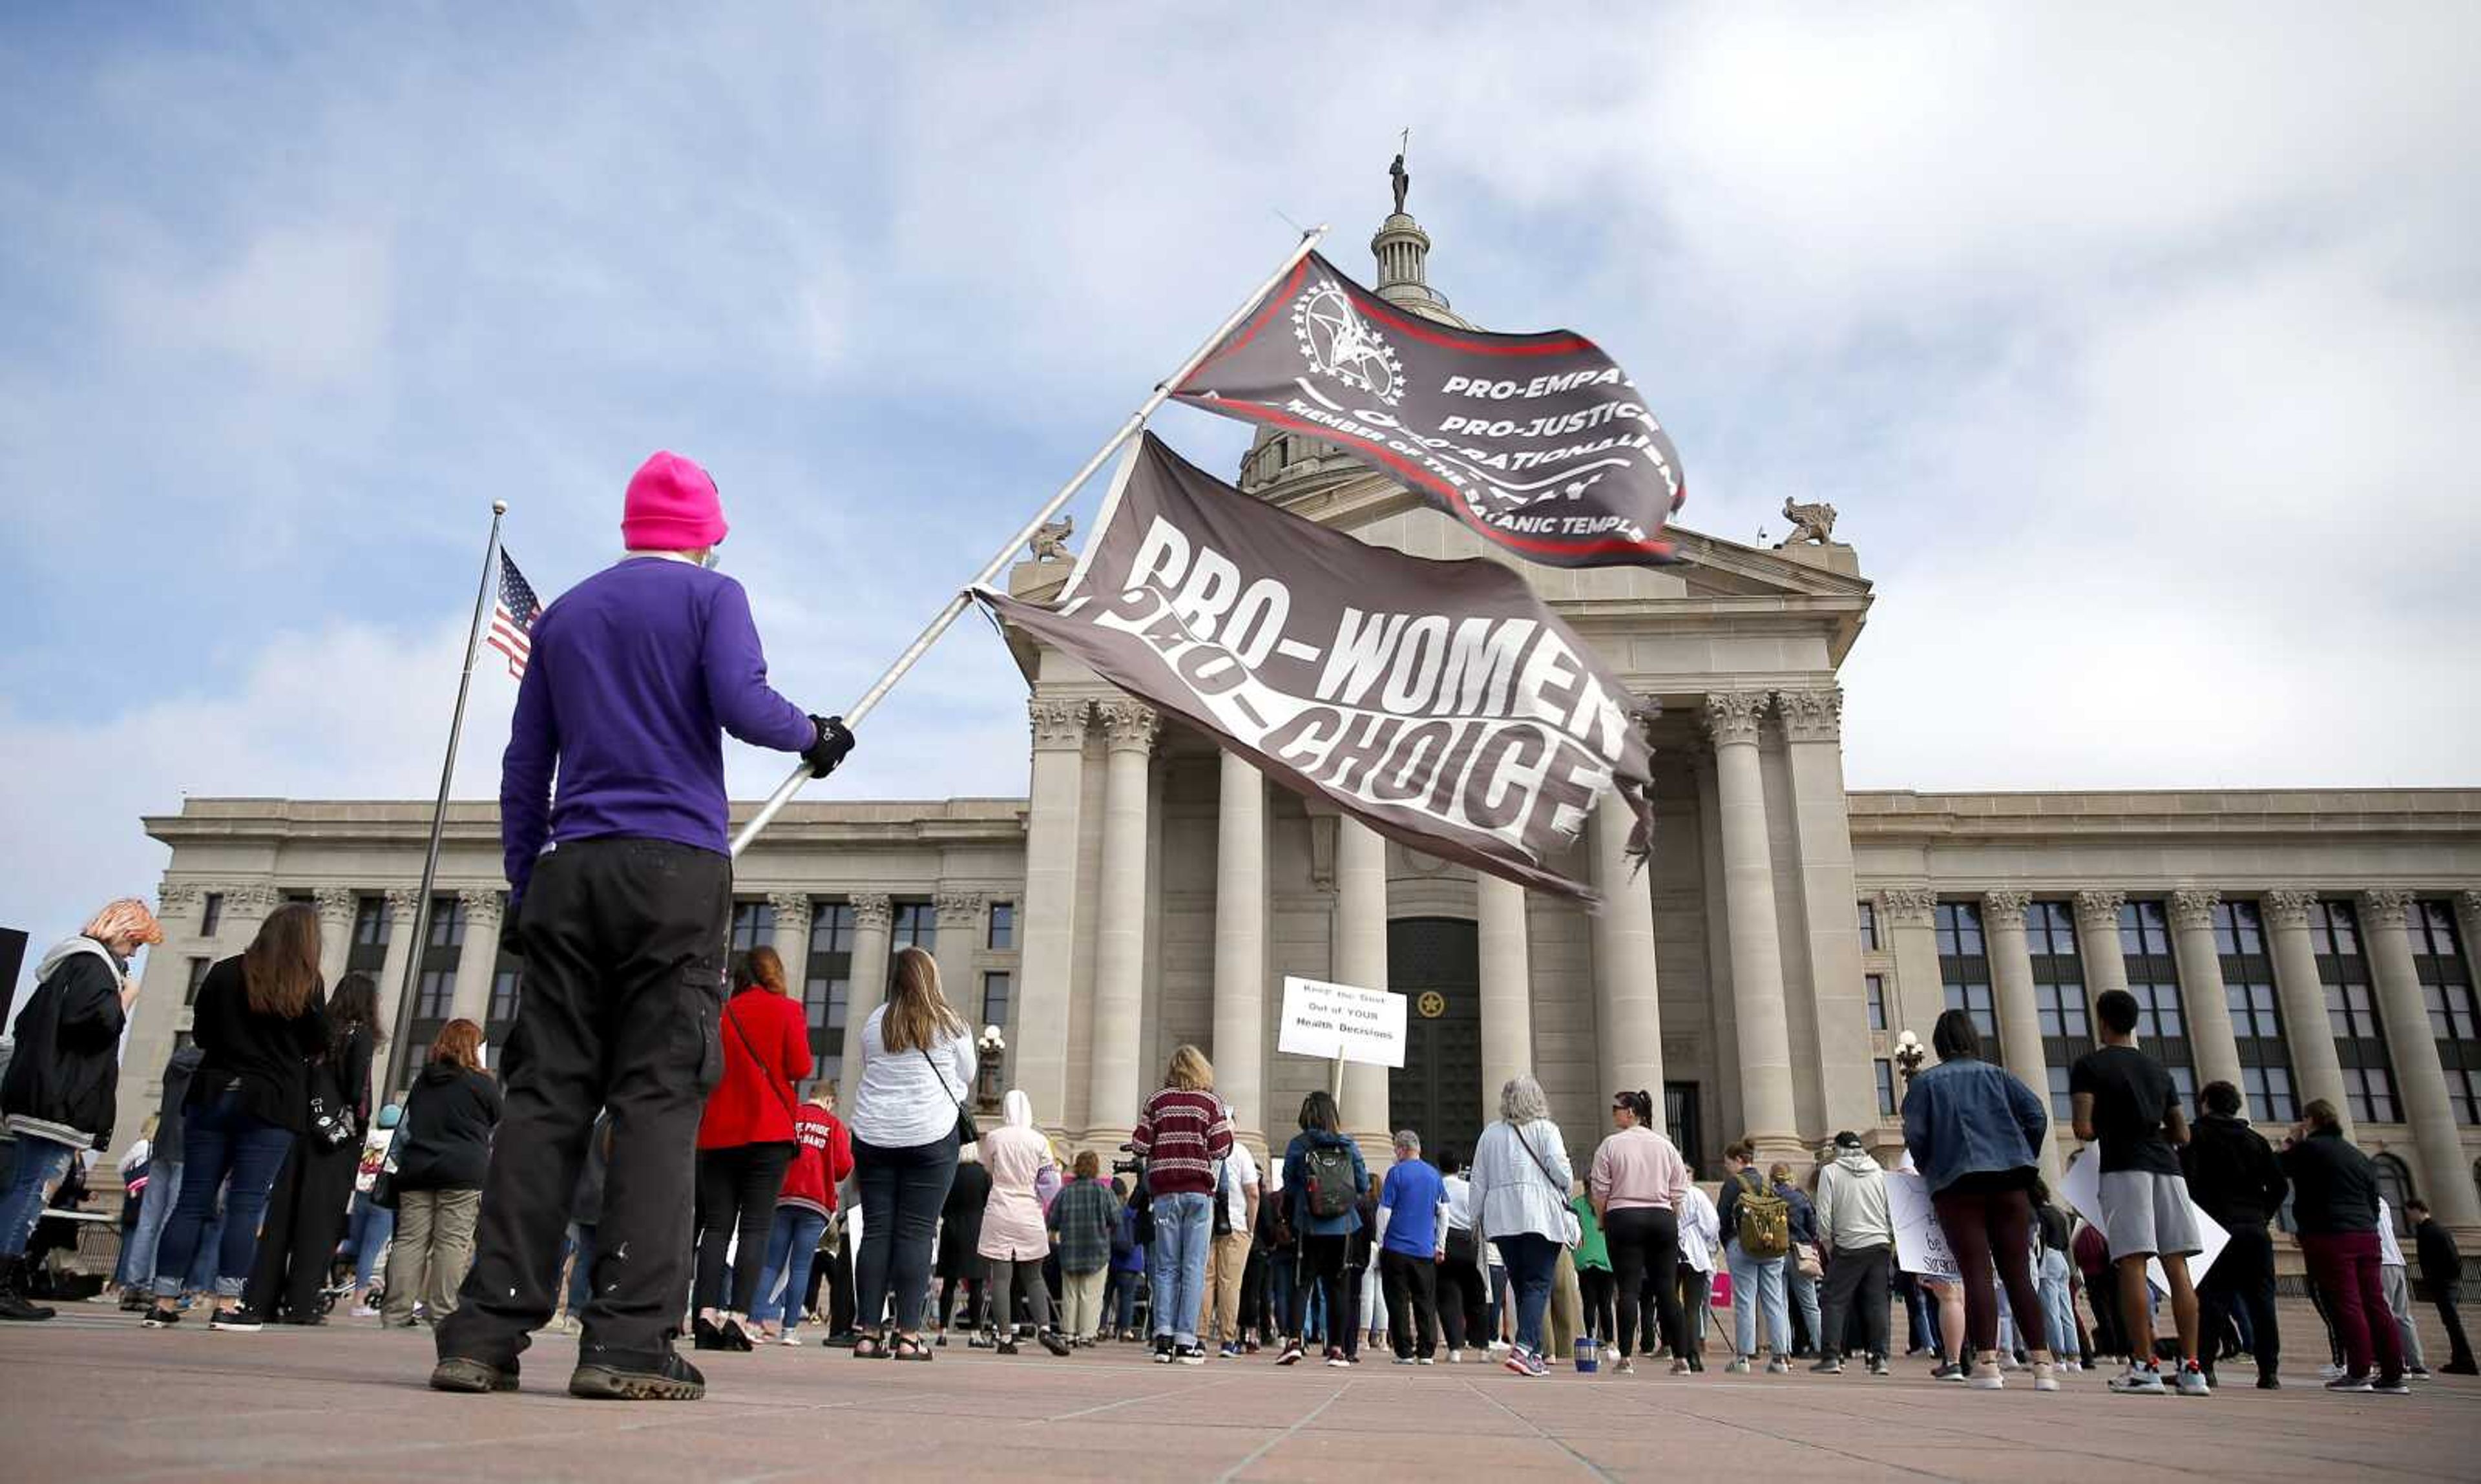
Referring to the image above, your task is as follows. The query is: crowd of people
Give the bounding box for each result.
[0,454,2469,1413]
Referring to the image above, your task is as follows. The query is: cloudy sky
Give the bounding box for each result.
[3,3,2474,1008]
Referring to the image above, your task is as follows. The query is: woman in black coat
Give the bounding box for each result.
[240,972,383,1324]
[0,899,165,1322]
[381,1019,501,1327]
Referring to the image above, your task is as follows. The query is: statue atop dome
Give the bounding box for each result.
[1389,150,1410,216]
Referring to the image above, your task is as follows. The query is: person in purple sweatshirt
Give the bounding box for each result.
[430,451,852,1403]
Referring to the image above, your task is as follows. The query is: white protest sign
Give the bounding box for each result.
[2061,1152,2226,1291]
[1886,1171,1959,1280]
[1277,976,1407,1069]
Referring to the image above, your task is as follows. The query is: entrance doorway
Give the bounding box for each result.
[1388,917,1483,1165]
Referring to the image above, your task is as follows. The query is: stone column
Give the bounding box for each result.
[2166,890,2245,1101]
[1589,789,1662,1122]
[933,891,987,1027]
[1213,749,1268,1148]
[373,886,423,1098]
[2361,889,2480,1226]
[1702,691,1797,1158]
[448,888,503,1026]
[2075,890,2130,1001]
[314,887,357,990]
[1086,699,1158,1140]
[1478,872,1533,1126]
[2263,890,2352,1140]
[1333,817,1390,1142]
[839,894,895,1083]
[1777,686,1872,1136]
[768,892,815,980]
[1980,889,2058,1179]
[1880,887,1947,1043]
[1012,698,1091,1119]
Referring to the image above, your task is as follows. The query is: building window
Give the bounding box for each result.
[1875,1060,1897,1116]
[2373,1153,2414,1235]
[2312,899,2397,1123]
[185,957,211,1005]
[1865,974,1888,1032]
[1858,902,1879,952]
[2409,899,2481,1125]
[428,896,466,949]
[2217,901,2295,1123]
[1935,902,1996,1040]
[981,970,1012,1031]
[200,893,224,937]
[411,895,464,1029]
[2119,900,2194,1109]
[490,968,521,1025]
[803,901,859,1089]
[729,901,776,953]
[892,902,937,953]
[2025,901,2088,1119]
[988,901,1016,952]
[353,897,391,948]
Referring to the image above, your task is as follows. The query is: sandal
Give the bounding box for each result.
[891,1332,934,1362]
[852,1333,888,1359]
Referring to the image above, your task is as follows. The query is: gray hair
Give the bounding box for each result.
[1498,1074,1549,1125]
[1392,1128,1421,1153]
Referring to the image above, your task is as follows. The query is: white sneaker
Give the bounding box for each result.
[1446,1348,1463,1364]
[2173,1364,2212,1396]
[2109,1364,2168,1395]
[780,1330,803,1346]
[1967,1360,2004,1390]
[350,1304,381,1319]
[2318,1362,2346,1381]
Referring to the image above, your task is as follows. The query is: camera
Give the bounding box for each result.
[1110,1140,1143,1178]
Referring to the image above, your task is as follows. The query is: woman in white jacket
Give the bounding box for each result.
[978,1089,1069,1356]
[1466,1074,1573,1377]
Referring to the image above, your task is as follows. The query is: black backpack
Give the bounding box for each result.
[1303,1141,1357,1221]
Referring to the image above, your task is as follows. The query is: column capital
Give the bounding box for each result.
[1097,698,1160,753]
[1028,696,1091,751]
[2356,888,2415,930]
[2073,889,2126,928]
[313,886,359,926]
[227,883,283,914]
[1981,888,2033,926]
[766,892,815,932]
[934,890,986,927]
[384,885,424,914]
[458,886,505,927]
[1700,690,1770,747]
[2458,888,2481,921]
[157,881,202,914]
[2169,889,2222,932]
[1774,685,1843,743]
[1879,886,1938,928]
[2263,889,2318,929]
[850,893,894,932]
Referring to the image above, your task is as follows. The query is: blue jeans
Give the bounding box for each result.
[0,1135,78,1259]
[342,1197,395,1295]
[749,1208,828,1330]
[565,1221,597,1315]
[151,1090,294,1299]
[1728,1242,1791,1358]
[1148,1191,1213,1346]
[1492,1233,1559,1355]
[1105,1266,1142,1331]
[2038,1249,2077,1357]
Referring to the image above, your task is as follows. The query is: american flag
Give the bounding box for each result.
[486,550,541,680]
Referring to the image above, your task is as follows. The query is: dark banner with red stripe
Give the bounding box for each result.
[1172,251,1685,567]
[977,434,1655,903]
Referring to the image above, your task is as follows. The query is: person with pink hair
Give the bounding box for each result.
[1,898,163,1321]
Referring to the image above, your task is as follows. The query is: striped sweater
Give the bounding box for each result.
[1128,1087,1234,1195]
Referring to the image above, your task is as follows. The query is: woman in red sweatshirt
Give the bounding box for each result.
[750,1088,853,1343]
[691,946,813,1350]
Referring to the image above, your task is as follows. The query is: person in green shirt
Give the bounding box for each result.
[1571,1182,1615,1354]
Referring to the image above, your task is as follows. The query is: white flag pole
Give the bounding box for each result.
[731,225,1328,858]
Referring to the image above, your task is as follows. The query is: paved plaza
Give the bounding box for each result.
[2,1303,2473,1483]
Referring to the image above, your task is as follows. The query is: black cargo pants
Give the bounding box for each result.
[437,837,729,1372]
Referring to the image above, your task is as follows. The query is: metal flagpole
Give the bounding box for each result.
[389,500,508,1084]
[730,224,1329,858]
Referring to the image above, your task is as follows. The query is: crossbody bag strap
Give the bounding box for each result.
[724,998,799,1121]
[1511,1123,1565,1206]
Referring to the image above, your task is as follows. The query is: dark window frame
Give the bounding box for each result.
[1936,901,1996,1040]
[2217,901,2296,1123]
[2314,899,2398,1123]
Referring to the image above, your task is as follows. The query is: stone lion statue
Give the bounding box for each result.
[1029,516,1075,563]
[1779,497,1837,545]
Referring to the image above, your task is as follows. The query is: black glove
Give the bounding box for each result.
[497,903,527,962]
[803,714,856,779]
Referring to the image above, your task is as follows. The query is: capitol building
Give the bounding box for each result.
[115,204,2481,1240]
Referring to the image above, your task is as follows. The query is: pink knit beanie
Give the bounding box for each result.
[622,450,729,552]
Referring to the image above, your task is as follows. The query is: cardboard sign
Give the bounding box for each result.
[2061,1151,2228,1291]
[1886,1170,1960,1280]
[1276,976,1407,1069]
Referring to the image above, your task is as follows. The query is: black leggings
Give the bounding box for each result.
[1578,1267,1617,1344]
[1931,1186,2047,1355]
[1602,1206,1683,1359]
[694,1142,795,1313]
[1288,1234,1348,1344]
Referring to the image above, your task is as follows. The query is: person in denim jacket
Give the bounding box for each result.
[1900,1010,2061,1393]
